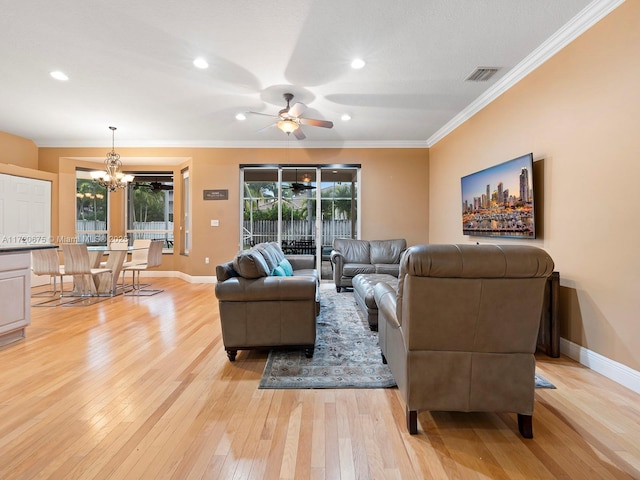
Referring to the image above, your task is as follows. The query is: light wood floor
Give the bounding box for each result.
[1,278,639,479]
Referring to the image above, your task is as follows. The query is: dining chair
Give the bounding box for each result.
[120,238,151,290]
[98,238,129,267]
[31,248,65,305]
[62,243,112,299]
[123,239,164,295]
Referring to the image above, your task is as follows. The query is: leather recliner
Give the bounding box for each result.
[374,244,554,438]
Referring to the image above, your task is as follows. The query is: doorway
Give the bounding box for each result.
[240,165,360,276]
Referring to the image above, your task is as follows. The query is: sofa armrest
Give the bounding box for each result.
[330,249,344,265]
[374,282,400,329]
[215,275,316,302]
[286,254,314,271]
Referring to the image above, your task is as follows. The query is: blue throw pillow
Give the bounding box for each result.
[279,258,294,276]
[271,265,286,276]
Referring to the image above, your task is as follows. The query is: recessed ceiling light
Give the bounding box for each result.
[50,71,69,81]
[193,57,209,69]
[235,113,246,121]
[350,58,366,69]
[341,114,352,122]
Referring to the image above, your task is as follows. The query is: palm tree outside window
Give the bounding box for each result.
[125,174,174,251]
[76,169,108,246]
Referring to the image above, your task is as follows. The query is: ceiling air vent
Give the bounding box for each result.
[465,67,500,82]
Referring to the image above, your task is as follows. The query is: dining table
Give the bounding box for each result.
[86,244,148,296]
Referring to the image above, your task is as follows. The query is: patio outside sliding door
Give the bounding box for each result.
[240,165,360,271]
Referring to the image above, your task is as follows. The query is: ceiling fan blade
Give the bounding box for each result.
[247,111,278,118]
[293,128,306,140]
[288,102,306,118]
[256,123,277,133]
[300,118,334,129]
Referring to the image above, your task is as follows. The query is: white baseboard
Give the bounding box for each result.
[134,270,217,284]
[560,338,640,395]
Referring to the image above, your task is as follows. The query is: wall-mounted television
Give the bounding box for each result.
[461,153,535,239]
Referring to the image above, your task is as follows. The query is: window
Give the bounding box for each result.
[125,173,174,251]
[76,170,108,245]
[181,168,190,255]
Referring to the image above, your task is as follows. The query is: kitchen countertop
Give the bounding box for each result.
[0,244,59,254]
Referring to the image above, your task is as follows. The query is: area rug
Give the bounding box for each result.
[259,282,396,389]
[535,374,556,389]
[259,282,557,390]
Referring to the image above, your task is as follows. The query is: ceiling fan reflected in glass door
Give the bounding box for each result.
[282,169,315,195]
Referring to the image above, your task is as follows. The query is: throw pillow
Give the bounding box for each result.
[268,241,286,263]
[271,265,286,276]
[278,258,294,276]
[233,249,270,279]
[253,243,278,271]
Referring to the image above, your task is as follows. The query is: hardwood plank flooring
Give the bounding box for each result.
[0,278,638,479]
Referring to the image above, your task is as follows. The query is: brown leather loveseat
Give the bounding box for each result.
[331,238,406,292]
[374,244,554,438]
[215,242,320,361]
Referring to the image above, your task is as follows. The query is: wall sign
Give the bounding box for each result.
[203,189,228,200]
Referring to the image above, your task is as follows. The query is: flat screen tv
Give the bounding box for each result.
[461,153,535,239]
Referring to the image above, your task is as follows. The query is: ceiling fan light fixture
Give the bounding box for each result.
[277,118,298,134]
[341,113,351,122]
[301,173,312,183]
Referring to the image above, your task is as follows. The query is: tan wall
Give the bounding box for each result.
[36,146,428,277]
[428,2,640,371]
[0,132,38,169]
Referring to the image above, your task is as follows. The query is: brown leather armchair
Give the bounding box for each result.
[374,244,554,438]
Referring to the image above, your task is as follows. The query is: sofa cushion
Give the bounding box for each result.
[370,239,406,264]
[344,263,376,277]
[267,242,286,263]
[333,238,371,263]
[374,263,400,276]
[233,249,270,279]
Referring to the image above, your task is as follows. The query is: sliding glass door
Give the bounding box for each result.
[241,165,360,270]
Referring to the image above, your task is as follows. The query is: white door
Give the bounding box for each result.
[0,174,53,286]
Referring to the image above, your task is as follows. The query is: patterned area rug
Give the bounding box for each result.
[259,282,557,390]
[259,282,396,389]
[535,374,556,389]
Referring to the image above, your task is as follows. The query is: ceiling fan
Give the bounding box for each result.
[248,93,333,140]
[283,169,315,194]
[133,177,173,192]
[149,181,172,192]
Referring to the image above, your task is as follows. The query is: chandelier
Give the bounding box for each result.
[90,126,134,192]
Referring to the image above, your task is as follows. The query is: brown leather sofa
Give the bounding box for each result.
[374,244,554,438]
[215,242,319,361]
[330,238,406,292]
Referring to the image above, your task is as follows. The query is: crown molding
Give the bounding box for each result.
[426,0,625,147]
[39,140,429,149]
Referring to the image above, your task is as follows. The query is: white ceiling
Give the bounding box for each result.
[0,0,619,149]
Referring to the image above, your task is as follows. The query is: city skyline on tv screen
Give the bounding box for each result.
[461,153,535,238]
